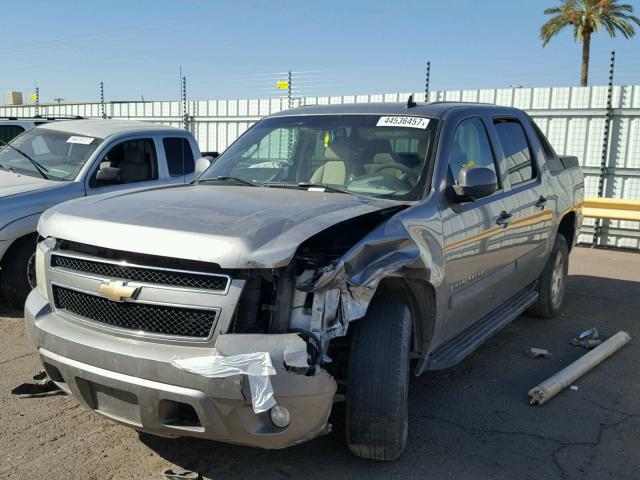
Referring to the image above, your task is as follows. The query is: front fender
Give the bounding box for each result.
[0,211,41,244]
[301,205,445,342]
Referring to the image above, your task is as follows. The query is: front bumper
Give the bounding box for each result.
[25,290,337,449]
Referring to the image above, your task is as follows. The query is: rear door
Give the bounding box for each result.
[490,115,554,287]
[161,136,196,182]
[440,114,516,339]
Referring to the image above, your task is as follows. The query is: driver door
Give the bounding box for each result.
[85,137,168,195]
[440,116,515,341]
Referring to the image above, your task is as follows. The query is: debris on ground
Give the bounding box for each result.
[528,331,631,405]
[11,371,66,398]
[526,348,552,358]
[571,327,602,349]
[163,468,200,479]
[570,385,579,391]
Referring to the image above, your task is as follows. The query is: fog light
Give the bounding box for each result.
[270,404,290,428]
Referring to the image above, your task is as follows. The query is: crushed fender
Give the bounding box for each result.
[171,352,276,413]
[299,216,438,342]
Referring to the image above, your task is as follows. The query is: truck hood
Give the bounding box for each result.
[39,184,407,268]
[0,169,58,198]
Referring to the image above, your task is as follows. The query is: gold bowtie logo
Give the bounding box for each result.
[98,281,139,302]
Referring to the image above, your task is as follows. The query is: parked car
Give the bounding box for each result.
[0,116,83,144]
[0,119,200,307]
[25,101,583,460]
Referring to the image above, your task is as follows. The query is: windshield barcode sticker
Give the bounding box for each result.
[376,116,429,129]
[67,136,94,145]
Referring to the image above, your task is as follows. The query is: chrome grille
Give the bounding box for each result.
[52,285,218,339]
[51,253,229,292]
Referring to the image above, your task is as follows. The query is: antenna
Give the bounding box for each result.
[407,94,417,108]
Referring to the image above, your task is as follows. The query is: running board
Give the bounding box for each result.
[416,287,538,375]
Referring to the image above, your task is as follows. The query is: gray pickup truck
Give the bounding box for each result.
[0,119,200,307]
[25,101,583,460]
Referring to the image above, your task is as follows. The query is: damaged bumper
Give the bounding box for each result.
[24,290,337,449]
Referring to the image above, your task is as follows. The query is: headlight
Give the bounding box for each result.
[35,237,54,301]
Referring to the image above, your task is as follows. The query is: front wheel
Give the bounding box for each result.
[527,234,569,319]
[0,236,38,309]
[346,291,412,461]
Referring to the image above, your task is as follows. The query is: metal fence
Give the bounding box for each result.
[1,85,639,249]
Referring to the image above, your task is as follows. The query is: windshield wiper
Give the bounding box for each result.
[296,182,356,195]
[195,176,264,187]
[0,138,49,179]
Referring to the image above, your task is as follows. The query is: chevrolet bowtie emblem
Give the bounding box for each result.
[98,281,139,302]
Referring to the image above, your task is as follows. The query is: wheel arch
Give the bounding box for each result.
[557,211,577,251]
[373,277,436,358]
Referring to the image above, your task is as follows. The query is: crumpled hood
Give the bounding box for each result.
[39,184,407,268]
[0,170,57,198]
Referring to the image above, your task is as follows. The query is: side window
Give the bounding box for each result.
[163,137,195,176]
[0,125,25,143]
[494,119,534,186]
[91,138,158,187]
[530,120,557,161]
[448,117,497,185]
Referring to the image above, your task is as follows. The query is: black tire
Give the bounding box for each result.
[527,234,569,319]
[346,291,412,461]
[1,235,38,309]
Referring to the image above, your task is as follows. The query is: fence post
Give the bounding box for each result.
[100,82,106,119]
[592,50,615,247]
[287,70,292,109]
[182,75,188,131]
[425,61,430,102]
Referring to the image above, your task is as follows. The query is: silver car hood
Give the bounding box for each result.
[0,170,58,198]
[39,184,407,268]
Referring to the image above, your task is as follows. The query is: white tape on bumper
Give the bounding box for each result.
[171,352,277,414]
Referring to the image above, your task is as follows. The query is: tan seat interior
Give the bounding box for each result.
[310,140,351,185]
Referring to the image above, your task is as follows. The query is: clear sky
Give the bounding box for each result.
[1,0,639,103]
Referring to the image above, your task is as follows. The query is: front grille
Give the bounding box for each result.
[51,254,229,292]
[52,285,218,339]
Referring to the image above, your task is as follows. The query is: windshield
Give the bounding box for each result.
[200,114,438,200]
[0,127,102,181]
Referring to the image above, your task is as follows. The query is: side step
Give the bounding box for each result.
[418,287,538,374]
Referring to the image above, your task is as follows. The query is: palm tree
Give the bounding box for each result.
[540,1,640,86]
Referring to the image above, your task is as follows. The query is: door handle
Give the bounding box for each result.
[536,196,548,208]
[496,211,513,228]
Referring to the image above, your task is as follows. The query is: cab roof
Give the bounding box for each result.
[270,101,520,119]
[39,119,185,139]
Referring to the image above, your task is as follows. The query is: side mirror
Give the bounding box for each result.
[451,166,497,202]
[194,157,213,177]
[95,166,121,184]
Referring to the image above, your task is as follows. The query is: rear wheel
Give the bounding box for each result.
[1,235,38,309]
[346,291,412,461]
[527,234,569,319]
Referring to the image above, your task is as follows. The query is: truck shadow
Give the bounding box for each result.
[0,305,22,319]
[139,273,640,479]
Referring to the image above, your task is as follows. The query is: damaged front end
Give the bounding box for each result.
[204,203,437,419]
[27,202,438,449]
